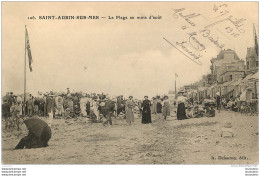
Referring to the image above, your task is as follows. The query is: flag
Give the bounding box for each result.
[26,27,33,72]
[175,73,178,78]
[253,24,258,56]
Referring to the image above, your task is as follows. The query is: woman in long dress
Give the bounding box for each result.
[92,99,100,120]
[177,90,187,120]
[125,96,135,125]
[152,97,157,114]
[162,96,170,120]
[55,94,64,117]
[141,96,152,124]
[157,97,162,113]
[80,95,88,117]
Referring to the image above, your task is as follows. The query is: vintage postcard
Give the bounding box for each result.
[1,2,259,166]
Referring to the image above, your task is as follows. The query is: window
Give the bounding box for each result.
[256,61,258,67]
[247,61,250,69]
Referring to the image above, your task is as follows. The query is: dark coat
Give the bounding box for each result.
[106,100,115,113]
[15,125,51,149]
[141,100,152,124]
[86,101,91,115]
[2,102,10,118]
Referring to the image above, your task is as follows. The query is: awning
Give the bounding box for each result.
[241,73,254,83]
[239,72,258,85]
[197,87,207,92]
[221,80,233,87]
[248,72,258,81]
[209,83,218,89]
[231,78,243,86]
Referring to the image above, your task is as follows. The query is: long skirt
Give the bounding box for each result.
[126,108,134,123]
[162,105,170,117]
[44,104,47,116]
[152,104,157,114]
[80,103,87,117]
[93,108,100,120]
[157,103,162,113]
[48,110,53,127]
[142,111,152,124]
[177,103,187,120]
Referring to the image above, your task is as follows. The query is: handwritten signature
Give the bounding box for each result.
[164,5,243,65]
[172,8,201,27]
[163,37,202,65]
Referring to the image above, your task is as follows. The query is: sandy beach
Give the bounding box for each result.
[2,110,258,164]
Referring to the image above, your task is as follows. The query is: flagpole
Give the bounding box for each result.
[24,25,27,116]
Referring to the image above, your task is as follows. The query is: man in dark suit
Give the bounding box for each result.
[103,98,115,126]
[117,95,125,116]
[2,99,11,129]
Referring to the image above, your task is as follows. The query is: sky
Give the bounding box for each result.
[2,2,258,99]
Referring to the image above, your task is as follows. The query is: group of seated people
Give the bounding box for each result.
[185,103,216,119]
[221,96,258,115]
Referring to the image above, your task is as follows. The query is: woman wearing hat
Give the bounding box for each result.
[125,96,135,125]
[141,96,152,124]
[151,97,157,114]
[177,90,187,120]
[216,92,221,113]
[156,96,162,113]
[92,98,100,121]
[162,96,170,120]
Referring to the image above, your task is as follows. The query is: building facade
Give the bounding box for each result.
[245,47,258,74]
[210,49,244,84]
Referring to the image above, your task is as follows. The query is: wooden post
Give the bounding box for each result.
[23,25,27,116]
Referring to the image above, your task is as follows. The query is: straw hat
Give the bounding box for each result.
[179,90,185,93]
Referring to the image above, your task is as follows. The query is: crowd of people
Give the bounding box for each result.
[181,88,258,119]
[0,89,217,131]
[218,94,258,115]
[2,87,258,132]
[1,89,175,131]
[3,87,258,150]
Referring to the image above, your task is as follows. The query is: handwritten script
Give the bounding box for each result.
[164,3,247,65]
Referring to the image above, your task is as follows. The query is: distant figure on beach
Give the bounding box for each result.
[162,96,170,120]
[125,96,135,125]
[156,97,162,113]
[46,94,55,126]
[117,95,125,116]
[151,97,157,114]
[206,106,215,117]
[177,90,187,120]
[103,98,115,126]
[2,99,11,129]
[216,92,221,113]
[141,96,152,124]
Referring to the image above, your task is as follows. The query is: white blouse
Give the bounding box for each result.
[177,95,186,103]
